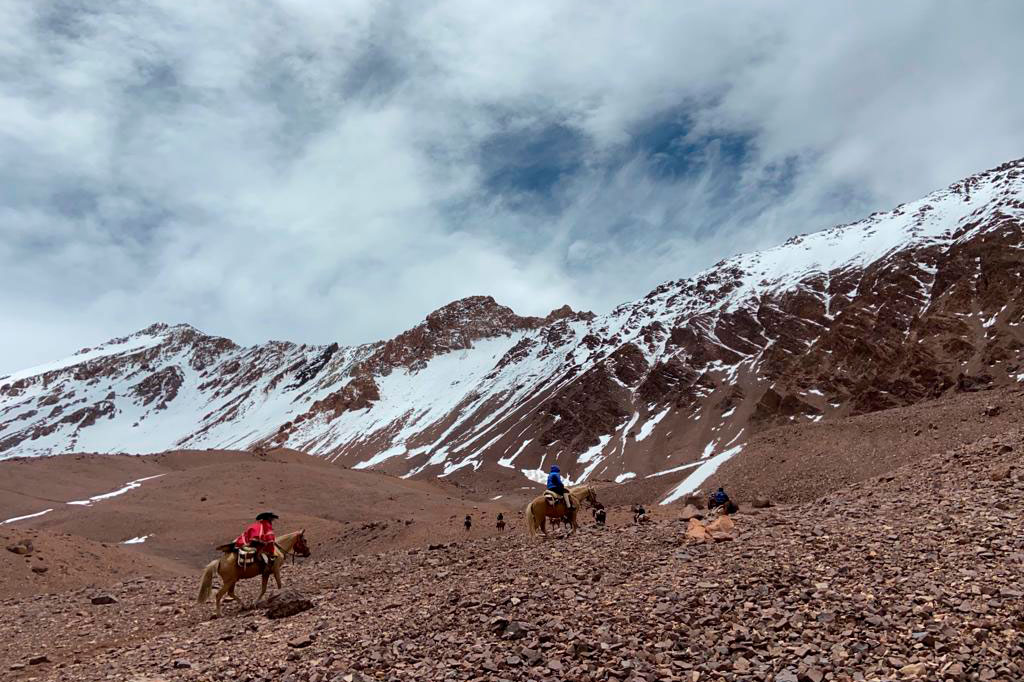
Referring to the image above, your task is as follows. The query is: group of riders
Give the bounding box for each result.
[230,466,730,557]
[220,466,730,603]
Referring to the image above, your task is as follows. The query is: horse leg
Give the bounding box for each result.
[214,579,231,617]
[256,573,270,603]
[273,563,283,590]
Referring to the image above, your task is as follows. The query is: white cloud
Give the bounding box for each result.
[1,1,1022,371]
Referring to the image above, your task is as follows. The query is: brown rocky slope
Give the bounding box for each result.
[2,426,1021,681]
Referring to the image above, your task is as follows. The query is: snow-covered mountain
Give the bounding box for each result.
[3,158,1024,494]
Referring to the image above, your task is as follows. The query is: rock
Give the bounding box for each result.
[705,515,735,534]
[265,590,314,619]
[31,564,48,574]
[9,663,26,671]
[685,518,710,542]
[6,540,32,555]
[679,504,703,520]
[681,493,706,509]
[991,466,1011,482]
[984,404,1001,417]
[288,634,313,648]
[899,662,927,677]
[172,659,192,669]
[90,595,118,605]
[488,616,510,633]
[28,655,49,665]
[752,496,772,508]
[503,621,530,640]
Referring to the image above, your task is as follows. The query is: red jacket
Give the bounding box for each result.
[235,520,275,551]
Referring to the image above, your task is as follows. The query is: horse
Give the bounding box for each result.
[525,485,599,537]
[197,529,310,616]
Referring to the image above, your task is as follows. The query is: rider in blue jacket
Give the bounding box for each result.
[546,465,572,509]
[710,487,730,509]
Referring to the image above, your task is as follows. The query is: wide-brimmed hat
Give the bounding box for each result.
[256,512,279,521]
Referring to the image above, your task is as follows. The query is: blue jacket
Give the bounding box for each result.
[714,490,729,504]
[546,471,566,493]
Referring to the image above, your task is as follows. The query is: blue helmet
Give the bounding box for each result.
[550,465,560,473]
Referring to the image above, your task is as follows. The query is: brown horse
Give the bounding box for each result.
[525,485,599,537]
[197,529,310,616]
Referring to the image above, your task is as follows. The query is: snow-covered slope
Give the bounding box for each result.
[3,158,1024,499]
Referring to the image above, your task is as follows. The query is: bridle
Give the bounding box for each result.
[275,533,311,566]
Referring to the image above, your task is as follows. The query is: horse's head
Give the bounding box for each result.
[578,486,599,508]
[293,529,311,558]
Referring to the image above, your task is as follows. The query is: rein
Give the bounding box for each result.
[274,532,307,566]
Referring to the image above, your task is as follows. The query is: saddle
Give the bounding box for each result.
[216,542,273,572]
[238,546,258,568]
[544,491,572,509]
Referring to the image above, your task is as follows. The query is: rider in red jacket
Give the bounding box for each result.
[235,512,278,567]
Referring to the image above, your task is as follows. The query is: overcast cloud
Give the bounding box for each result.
[1,1,1022,372]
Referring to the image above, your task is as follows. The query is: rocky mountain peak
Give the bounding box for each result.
[1,157,1023,491]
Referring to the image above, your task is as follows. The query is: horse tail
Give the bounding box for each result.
[525,500,539,536]
[197,559,219,604]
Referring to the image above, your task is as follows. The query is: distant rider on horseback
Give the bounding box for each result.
[235,512,278,571]
[547,465,572,510]
[709,487,730,510]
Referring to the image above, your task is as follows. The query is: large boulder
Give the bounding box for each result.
[706,515,735,534]
[265,590,314,619]
[751,497,772,509]
[685,518,710,542]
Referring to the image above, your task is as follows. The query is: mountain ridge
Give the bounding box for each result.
[2,157,1023,502]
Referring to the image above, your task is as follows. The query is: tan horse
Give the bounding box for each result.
[197,529,310,616]
[525,485,599,537]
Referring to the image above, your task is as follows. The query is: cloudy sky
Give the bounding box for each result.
[1,1,1022,372]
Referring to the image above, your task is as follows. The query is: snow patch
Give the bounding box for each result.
[66,474,166,506]
[353,444,407,470]
[498,439,533,468]
[645,461,702,478]
[636,408,670,441]
[660,445,744,505]
[614,472,636,483]
[122,535,149,544]
[2,508,53,525]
